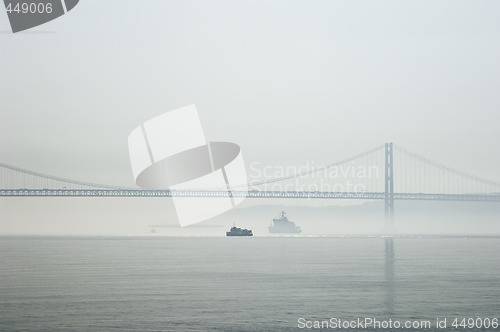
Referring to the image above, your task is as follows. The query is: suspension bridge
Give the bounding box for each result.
[1,143,499,222]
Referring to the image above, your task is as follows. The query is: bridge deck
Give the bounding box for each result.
[1,189,499,202]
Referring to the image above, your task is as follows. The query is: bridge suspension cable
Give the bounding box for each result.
[393,144,500,195]
[244,144,386,189]
[393,145,500,187]
[1,143,499,197]
[0,162,133,190]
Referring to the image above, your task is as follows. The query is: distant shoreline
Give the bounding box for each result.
[1,234,500,239]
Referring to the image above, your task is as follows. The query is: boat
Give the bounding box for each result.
[269,211,301,233]
[226,225,253,236]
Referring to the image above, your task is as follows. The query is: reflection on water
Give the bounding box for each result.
[385,237,395,315]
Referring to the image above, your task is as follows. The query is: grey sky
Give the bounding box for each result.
[1,0,499,187]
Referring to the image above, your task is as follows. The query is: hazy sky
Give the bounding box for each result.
[1,0,499,187]
[1,1,500,235]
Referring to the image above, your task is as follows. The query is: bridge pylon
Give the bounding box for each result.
[384,142,395,233]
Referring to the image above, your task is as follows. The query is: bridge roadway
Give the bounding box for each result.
[1,189,499,202]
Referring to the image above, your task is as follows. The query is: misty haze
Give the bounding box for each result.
[1,1,499,331]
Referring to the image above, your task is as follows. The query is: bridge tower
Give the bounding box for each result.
[384,142,394,233]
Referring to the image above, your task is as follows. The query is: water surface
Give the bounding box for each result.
[1,236,498,331]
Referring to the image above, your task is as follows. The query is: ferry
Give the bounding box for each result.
[226,225,253,236]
